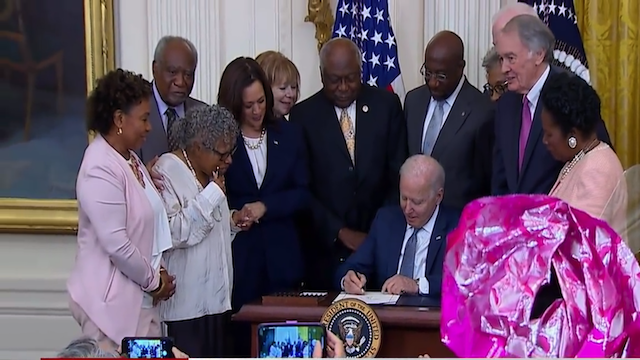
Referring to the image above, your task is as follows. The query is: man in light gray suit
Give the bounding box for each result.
[404,31,494,211]
[138,36,206,164]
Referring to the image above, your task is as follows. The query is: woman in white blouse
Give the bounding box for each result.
[153,104,248,358]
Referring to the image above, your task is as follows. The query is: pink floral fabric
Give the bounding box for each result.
[441,195,640,358]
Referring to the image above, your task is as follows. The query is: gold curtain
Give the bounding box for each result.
[575,0,640,168]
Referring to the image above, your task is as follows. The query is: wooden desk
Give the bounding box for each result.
[233,297,454,358]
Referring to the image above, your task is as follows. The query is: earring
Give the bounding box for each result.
[568,136,577,149]
[116,127,123,135]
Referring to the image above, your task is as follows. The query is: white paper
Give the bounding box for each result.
[332,291,399,305]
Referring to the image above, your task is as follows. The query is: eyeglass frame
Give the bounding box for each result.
[213,146,237,160]
[483,82,508,97]
[420,63,448,83]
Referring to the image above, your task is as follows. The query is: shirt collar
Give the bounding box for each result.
[153,81,185,117]
[525,65,550,105]
[431,75,466,108]
[406,205,440,233]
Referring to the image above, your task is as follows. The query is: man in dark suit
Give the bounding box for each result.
[289,38,408,290]
[138,36,206,164]
[336,155,459,296]
[492,15,611,196]
[405,31,494,211]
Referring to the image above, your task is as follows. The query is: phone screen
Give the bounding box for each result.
[121,337,173,359]
[257,323,326,358]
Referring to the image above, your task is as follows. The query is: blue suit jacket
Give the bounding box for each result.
[335,205,460,296]
[225,119,310,309]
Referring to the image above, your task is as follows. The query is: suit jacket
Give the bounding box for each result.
[68,134,161,343]
[224,120,309,309]
[289,85,408,288]
[138,94,206,164]
[491,66,612,195]
[405,80,495,210]
[335,205,460,295]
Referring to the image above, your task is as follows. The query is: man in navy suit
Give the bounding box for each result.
[336,155,460,296]
[491,14,611,196]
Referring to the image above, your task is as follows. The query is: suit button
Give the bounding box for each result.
[339,258,345,262]
[348,166,354,171]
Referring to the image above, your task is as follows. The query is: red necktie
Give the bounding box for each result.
[519,96,532,171]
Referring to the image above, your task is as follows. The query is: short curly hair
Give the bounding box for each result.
[540,72,601,137]
[169,104,240,151]
[86,69,152,135]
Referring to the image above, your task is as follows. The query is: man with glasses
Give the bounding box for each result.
[138,36,206,165]
[404,31,494,211]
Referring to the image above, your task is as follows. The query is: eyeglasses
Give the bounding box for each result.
[213,146,236,160]
[420,64,447,82]
[483,82,508,96]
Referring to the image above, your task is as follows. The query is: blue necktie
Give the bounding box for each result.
[399,228,419,277]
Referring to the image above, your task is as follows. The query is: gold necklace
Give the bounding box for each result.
[244,128,266,150]
[181,149,204,191]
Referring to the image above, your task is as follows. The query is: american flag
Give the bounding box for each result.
[332,0,405,101]
[518,0,590,84]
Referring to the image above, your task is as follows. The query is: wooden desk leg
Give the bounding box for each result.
[251,324,258,357]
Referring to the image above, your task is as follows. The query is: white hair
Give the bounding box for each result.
[491,2,538,27]
[399,155,445,192]
[57,338,118,358]
[153,35,198,65]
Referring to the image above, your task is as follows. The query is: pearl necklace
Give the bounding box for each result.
[558,139,600,183]
[182,149,204,191]
[244,128,266,150]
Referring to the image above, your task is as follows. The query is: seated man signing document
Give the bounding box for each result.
[336,155,460,296]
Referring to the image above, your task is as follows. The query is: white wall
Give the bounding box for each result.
[116,0,507,104]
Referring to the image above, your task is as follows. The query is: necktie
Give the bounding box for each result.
[165,108,179,151]
[519,97,532,171]
[339,108,355,163]
[422,101,444,155]
[399,228,419,278]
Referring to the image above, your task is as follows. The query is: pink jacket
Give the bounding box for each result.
[68,134,160,343]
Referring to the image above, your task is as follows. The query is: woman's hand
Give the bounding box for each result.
[151,268,176,305]
[243,201,267,223]
[171,347,188,358]
[232,208,254,231]
[312,331,346,358]
[212,171,226,193]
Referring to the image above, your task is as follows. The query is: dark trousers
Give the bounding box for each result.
[166,312,232,358]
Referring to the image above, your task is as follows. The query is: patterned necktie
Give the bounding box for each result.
[165,108,179,151]
[422,101,444,155]
[339,108,355,163]
[399,228,419,278]
[519,96,533,172]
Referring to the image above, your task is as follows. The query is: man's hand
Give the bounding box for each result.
[381,274,418,295]
[312,330,346,358]
[343,270,366,294]
[146,156,164,190]
[337,228,367,251]
[243,201,267,223]
[171,347,188,358]
[232,208,254,231]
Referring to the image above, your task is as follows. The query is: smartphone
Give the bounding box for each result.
[257,322,326,358]
[121,337,174,359]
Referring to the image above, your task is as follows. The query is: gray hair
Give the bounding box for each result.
[319,38,362,72]
[482,46,500,71]
[153,35,199,65]
[491,2,538,27]
[170,104,240,152]
[57,338,118,358]
[399,155,445,193]
[502,14,555,63]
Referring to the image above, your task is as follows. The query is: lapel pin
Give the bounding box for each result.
[274,140,279,145]
[362,105,369,113]
[461,111,466,117]
[436,235,442,241]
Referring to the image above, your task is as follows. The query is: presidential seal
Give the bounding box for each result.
[320,298,382,358]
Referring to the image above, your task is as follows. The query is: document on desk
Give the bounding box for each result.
[333,291,400,305]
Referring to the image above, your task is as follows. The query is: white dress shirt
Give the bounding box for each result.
[243,132,268,188]
[153,82,185,132]
[525,65,551,115]
[396,206,440,295]
[154,153,239,321]
[421,76,466,145]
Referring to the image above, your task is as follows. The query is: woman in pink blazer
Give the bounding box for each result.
[540,72,625,228]
[68,69,176,350]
